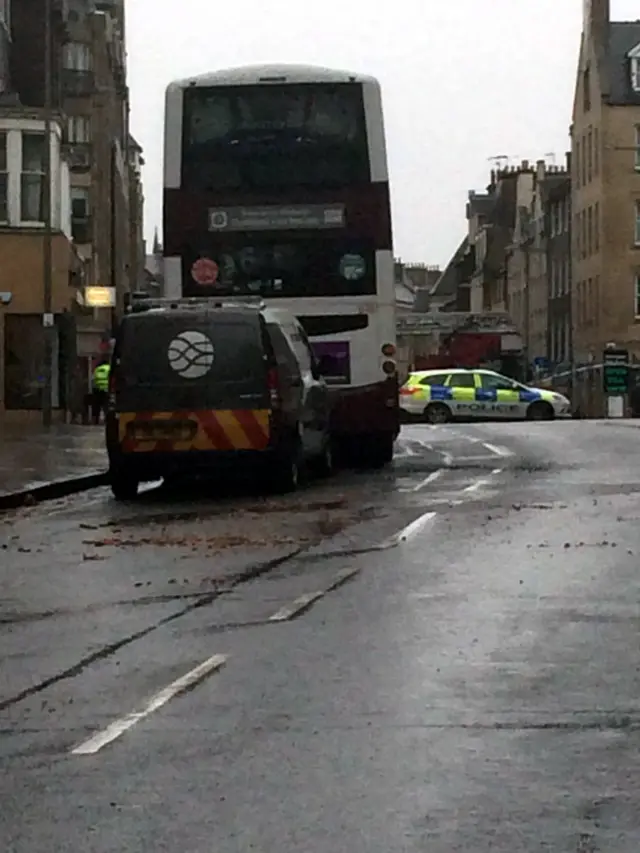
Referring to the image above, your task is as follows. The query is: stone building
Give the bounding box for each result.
[571,0,640,413]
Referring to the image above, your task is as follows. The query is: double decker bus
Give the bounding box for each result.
[163,63,399,466]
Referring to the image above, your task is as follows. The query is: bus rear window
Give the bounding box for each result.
[181,83,370,190]
[181,238,375,299]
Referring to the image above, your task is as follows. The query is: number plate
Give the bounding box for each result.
[130,421,194,441]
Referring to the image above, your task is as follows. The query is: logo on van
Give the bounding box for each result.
[167,330,215,379]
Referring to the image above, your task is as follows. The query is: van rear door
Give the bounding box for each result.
[114,312,269,413]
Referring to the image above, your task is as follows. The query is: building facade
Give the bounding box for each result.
[571,0,640,414]
[0,110,79,415]
[3,0,144,417]
[543,167,572,370]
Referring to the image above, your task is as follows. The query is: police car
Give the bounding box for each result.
[400,368,571,424]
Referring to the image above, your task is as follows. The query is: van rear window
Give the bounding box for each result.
[117,315,264,385]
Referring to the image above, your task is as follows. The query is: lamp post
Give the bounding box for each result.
[41,0,54,426]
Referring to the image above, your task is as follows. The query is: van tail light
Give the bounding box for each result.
[267,366,282,408]
[400,386,419,396]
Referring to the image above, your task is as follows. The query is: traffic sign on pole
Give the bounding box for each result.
[602,347,629,394]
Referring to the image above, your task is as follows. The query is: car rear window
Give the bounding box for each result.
[116,314,264,385]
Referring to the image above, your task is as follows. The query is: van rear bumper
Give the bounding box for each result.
[108,447,272,482]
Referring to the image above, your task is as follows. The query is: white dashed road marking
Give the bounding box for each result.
[71,654,228,755]
[268,568,361,622]
[463,468,503,493]
[383,511,437,547]
[410,469,444,492]
[481,442,513,458]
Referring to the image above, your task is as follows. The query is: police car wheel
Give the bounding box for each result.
[526,401,554,421]
[424,403,451,424]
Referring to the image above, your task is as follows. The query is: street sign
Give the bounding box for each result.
[42,313,54,327]
[602,347,629,394]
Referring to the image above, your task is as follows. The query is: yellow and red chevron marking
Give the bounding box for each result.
[118,409,270,453]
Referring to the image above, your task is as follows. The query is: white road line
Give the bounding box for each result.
[268,591,324,622]
[71,654,228,755]
[481,442,514,458]
[268,568,361,622]
[463,468,503,493]
[382,510,437,547]
[411,469,444,492]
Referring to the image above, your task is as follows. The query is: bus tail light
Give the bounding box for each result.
[382,360,396,375]
[267,366,282,408]
[381,343,396,357]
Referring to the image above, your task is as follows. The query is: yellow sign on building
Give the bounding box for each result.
[84,286,116,308]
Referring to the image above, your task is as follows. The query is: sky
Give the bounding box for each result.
[126,0,639,269]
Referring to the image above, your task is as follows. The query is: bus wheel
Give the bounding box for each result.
[309,440,333,478]
[362,433,395,468]
[110,470,139,501]
[268,439,302,493]
[424,403,451,424]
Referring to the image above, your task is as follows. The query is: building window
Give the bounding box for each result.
[635,274,640,317]
[632,58,640,93]
[575,139,581,189]
[587,206,593,255]
[583,65,591,112]
[594,201,599,252]
[20,132,45,222]
[62,42,91,71]
[636,126,640,171]
[66,116,91,143]
[636,201,640,246]
[594,127,599,175]
[4,315,46,410]
[71,187,90,242]
[587,127,593,182]
[0,131,7,222]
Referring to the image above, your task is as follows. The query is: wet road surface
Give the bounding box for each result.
[2,420,640,850]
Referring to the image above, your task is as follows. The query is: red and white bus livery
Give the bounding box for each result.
[163,63,399,466]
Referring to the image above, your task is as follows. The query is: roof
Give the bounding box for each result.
[605,22,640,105]
[410,368,505,376]
[429,237,469,300]
[168,64,378,90]
[466,193,494,220]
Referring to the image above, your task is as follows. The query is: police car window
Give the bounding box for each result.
[480,373,516,391]
[419,373,449,386]
[448,373,475,388]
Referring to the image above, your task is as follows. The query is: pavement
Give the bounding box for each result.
[2,420,640,850]
[0,424,106,500]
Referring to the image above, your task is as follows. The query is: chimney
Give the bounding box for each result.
[584,0,609,49]
[536,159,546,182]
[565,150,572,171]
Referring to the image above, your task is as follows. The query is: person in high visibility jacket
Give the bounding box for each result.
[91,360,111,425]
